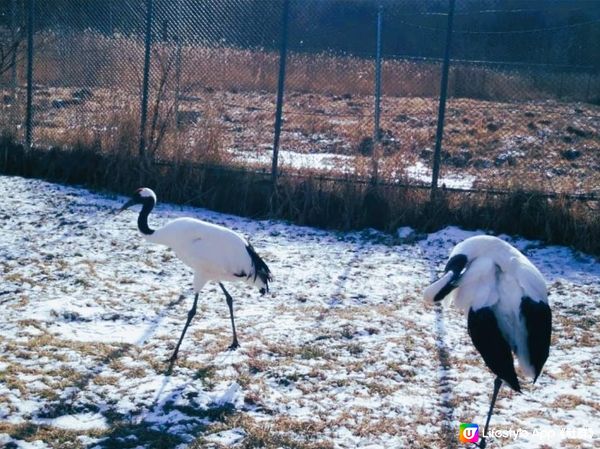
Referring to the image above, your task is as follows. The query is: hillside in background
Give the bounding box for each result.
[1,0,599,66]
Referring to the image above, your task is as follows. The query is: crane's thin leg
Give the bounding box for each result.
[168,293,199,370]
[478,377,503,449]
[219,283,239,350]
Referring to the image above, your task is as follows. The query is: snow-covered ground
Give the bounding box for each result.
[230,148,476,189]
[0,175,598,449]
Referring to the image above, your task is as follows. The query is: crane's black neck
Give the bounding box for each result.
[138,197,155,235]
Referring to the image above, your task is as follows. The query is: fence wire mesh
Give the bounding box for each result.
[0,0,598,195]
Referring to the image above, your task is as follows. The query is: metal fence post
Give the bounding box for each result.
[139,0,154,158]
[271,0,290,189]
[25,0,34,150]
[372,3,383,183]
[10,0,18,102]
[430,0,455,199]
[9,0,19,135]
[374,4,383,144]
[174,0,183,130]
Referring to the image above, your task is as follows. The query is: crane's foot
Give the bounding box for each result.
[228,340,240,351]
[165,363,174,376]
[167,350,179,364]
[164,350,179,375]
[474,437,487,449]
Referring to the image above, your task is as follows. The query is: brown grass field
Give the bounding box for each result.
[2,85,599,194]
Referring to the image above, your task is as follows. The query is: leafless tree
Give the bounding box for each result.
[1,30,24,77]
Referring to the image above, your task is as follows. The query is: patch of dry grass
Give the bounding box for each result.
[194,413,336,449]
[0,422,107,449]
[550,394,600,412]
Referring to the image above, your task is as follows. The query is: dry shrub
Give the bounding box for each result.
[188,112,229,165]
[342,118,373,156]
[352,155,374,180]
[377,147,417,182]
[382,60,440,97]
[450,66,543,101]
[350,139,417,185]
[288,113,336,136]
[156,109,228,166]
[32,31,143,91]
[101,107,140,157]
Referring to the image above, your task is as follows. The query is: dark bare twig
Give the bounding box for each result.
[147,44,177,157]
[0,30,25,77]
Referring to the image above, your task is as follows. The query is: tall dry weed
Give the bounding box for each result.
[19,30,598,102]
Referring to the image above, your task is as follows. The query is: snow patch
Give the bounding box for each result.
[35,413,109,431]
[230,149,475,188]
[203,428,246,445]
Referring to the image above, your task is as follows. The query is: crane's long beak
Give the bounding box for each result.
[115,198,137,215]
[424,271,456,303]
[424,254,468,303]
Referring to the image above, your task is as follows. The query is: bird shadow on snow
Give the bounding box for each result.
[418,239,460,449]
[312,240,369,332]
[94,377,235,449]
[331,241,368,297]
[136,293,187,349]
[433,305,459,449]
[29,294,236,449]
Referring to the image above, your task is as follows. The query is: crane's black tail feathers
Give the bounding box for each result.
[246,244,272,294]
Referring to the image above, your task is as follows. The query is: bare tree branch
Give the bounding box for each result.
[0,27,25,77]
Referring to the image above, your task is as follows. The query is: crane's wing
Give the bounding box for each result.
[520,297,552,382]
[468,307,521,392]
[512,256,547,303]
[452,256,500,312]
[150,217,231,247]
[245,243,272,290]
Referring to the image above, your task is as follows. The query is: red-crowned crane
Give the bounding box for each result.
[424,235,551,448]
[117,188,272,369]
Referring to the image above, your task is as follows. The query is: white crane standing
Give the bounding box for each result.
[424,235,551,448]
[118,188,272,369]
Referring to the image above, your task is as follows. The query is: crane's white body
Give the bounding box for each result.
[424,235,551,447]
[130,188,269,294]
[119,187,271,358]
[143,217,265,292]
[425,235,548,379]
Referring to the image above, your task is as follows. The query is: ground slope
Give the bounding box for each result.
[0,175,598,449]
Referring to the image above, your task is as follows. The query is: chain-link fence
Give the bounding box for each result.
[1,0,599,196]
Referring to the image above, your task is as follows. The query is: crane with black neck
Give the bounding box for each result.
[118,187,272,370]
